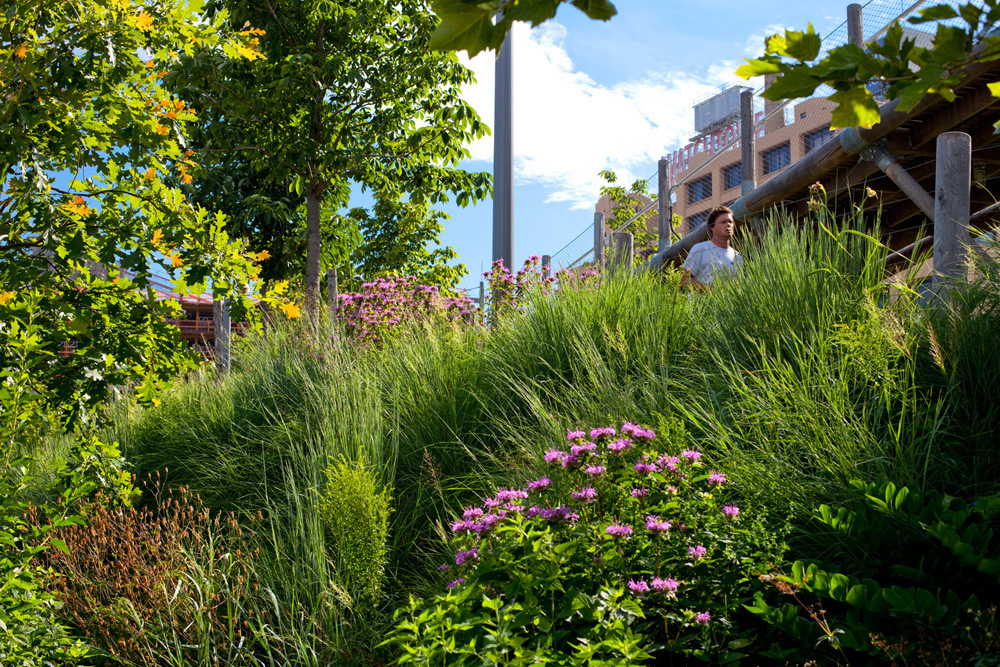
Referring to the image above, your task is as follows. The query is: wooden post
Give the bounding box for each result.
[611,232,634,276]
[933,131,972,296]
[541,254,551,280]
[593,211,605,269]
[479,280,485,311]
[326,268,338,312]
[657,158,670,252]
[847,4,864,48]
[740,89,756,197]
[213,297,230,372]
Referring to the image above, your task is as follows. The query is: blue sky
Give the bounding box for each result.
[402,0,864,296]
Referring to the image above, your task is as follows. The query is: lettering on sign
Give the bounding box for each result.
[667,111,764,187]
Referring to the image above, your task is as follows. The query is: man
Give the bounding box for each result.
[680,206,741,290]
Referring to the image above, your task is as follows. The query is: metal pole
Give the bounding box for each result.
[213,297,230,372]
[611,232,634,277]
[593,211,605,269]
[847,4,864,48]
[492,30,514,269]
[740,90,756,198]
[541,254,551,280]
[933,131,972,296]
[657,158,669,252]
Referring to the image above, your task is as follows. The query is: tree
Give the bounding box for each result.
[429,0,618,55]
[598,169,657,260]
[168,0,493,315]
[1,0,278,443]
[737,2,1000,129]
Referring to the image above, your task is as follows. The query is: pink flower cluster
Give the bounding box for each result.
[334,275,476,345]
[484,256,556,326]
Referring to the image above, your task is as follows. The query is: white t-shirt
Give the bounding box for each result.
[682,240,742,285]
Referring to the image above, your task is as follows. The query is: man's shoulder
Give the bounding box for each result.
[689,240,713,254]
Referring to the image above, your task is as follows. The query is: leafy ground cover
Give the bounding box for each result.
[21,213,1000,665]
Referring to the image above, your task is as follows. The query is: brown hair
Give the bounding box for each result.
[706,206,733,228]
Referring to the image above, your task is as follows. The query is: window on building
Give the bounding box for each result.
[687,175,712,205]
[687,210,710,229]
[722,163,742,191]
[762,143,791,175]
[804,127,836,154]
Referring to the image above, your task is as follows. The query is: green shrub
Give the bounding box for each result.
[387,420,787,664]
[320,458,393,604]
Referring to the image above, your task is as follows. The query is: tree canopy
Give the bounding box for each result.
[168,0,492,313]
[1,0,280,444]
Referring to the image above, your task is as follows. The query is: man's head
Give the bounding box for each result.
[706,206,735,245]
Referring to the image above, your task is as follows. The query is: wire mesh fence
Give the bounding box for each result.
[543,0,982,269]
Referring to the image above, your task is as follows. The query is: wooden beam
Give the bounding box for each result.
[907,82,1000,150]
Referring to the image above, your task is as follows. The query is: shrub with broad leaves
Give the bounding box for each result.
[387,420,786,665]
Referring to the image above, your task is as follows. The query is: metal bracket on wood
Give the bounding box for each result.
[858,140,935,220]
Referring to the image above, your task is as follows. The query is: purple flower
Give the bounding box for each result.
[630,487,649,499]
[695,611,711,625]
[483,497,502,509]
[681,450,702,464]
[723,504,740,519]
[463,506,484,520]
[605,523,633,539]
[455,548,479,566]
[572,487,598,504]
[627,579,650,598]
[437,563,450,572]
[566,430,586,442]
[539,506,579,523]
[652,577,679,597]
[621,422,656,441]
[606,438,633,455]
[645,515,672,535]
[688,544,708,561]
[544,449,567,465]
[633,462,659,476]
[524,505,541,519]
[526,477,551,493]
[707,471,726,486]
[451,519,475,534]
[583,464,606,478]
[664,485,678,496]
[447,578,466,589]
[589,426,616,442]
[621,422,642,437]
[471,513,503,537]
[570,442,597,457]
[561,454,580,469]
[495,487,529,502]
[658,454,681,472]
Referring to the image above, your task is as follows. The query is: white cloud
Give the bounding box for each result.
[458,22,750,210]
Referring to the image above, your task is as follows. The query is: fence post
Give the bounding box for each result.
[740,90,757,197]
[933,131,972,298]
[611,232,634,277]
[847,4,864,47]
[594,211,605,269]
[326,268,338,312]
[479,280,485,311]
[541,254,551,280]
[213,297,230,372]
[657,158,670,252]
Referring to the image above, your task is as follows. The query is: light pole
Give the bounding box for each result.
[492,25,513,269]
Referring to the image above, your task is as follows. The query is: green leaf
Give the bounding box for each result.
[50,538,70,556]
[829,87,881,128]
[782,24,822,61]
[736,58,784,79]
[761,68,822,100]
[429,0,501,56]
[569,0,617,21]
[909,4,960,24]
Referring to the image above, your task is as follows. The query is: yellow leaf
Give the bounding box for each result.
[181,174,192,184]
[136,11,154,32]
[0,291,14,305]
[72,195,86,205]
[152,397,161,407]
[155,123,169,136]
[13,43,28,59]
[280,302,301,319]
[255,250,271,261]
[170,253,183,268]
[152,229,164,246]
[144,167,156,180]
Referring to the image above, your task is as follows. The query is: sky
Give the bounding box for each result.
[400,0,867,296]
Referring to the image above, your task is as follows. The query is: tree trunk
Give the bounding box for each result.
[304,180,323,316]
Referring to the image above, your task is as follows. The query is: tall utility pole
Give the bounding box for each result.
[492,26,513,269]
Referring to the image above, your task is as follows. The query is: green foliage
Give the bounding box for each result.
[748,480,1000,663]
[598,169,657,261]
[387,422,787,664]
[169,0,492,310]
[320,458,394,604]
[737,2,1000,128]
[1,0,277,432]
[429,0,617,56]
